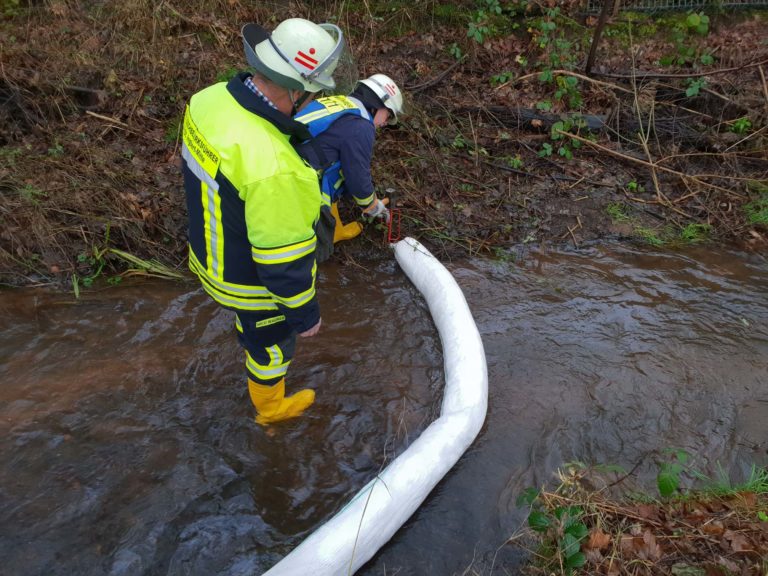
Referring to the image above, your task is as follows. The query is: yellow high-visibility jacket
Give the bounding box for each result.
[182,73,320,332]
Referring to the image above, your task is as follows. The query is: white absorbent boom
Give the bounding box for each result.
[264,237,488,575]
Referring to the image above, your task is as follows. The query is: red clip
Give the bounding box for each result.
[387,208,401,243]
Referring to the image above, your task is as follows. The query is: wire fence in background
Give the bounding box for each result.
[586,0,768,12]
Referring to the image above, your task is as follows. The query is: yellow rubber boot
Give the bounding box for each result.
[331,202,363,243]
[248,378,315,425]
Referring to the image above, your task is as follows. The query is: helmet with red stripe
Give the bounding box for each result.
[242,18,354,93]
[359,74,403,125]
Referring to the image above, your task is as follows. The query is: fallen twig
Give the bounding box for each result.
[510,69,633,95]
[85,110,128,127]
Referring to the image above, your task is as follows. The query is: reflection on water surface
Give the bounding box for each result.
[1,245,766,575]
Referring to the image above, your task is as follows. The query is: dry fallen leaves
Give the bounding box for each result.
[585,529,612,551]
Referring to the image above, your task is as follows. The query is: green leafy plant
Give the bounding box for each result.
[536,99,553,112]
[76,250,106,289]
[660,12,711,67]
[626,179,645,194]
[452,133,467,149]
[657,449,691,498]
[467,0,502,44]
[505,155,523,170]
[0,146,23,167]
[19,184,46,204]
[448,42,463,60]
[550,117,585,161]
[554,75,582,108]
[518,488,589,573]
[685,11,710,35]
[467,19,490,43]
[730,117,752,135]
[685,77,707,97]
[539,142,553,157]
[164,116,182,144]
[490,71,513,86]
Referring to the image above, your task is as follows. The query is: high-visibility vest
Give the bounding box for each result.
[295,95,373,206]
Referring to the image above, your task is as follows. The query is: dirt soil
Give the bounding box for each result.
[1,0,767,287]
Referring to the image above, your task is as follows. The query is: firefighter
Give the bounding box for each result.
[181,18,354,424]
[295,74,403,257]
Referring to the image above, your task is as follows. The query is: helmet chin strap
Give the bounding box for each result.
[290,90,312,117]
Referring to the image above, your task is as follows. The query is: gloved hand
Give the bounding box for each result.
[362,197,390,224]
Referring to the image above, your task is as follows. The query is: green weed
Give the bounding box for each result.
[467,0,501,43]
[19,184,46,204]
[164,116,182,144]
[685,77,707,97]
[657,448,690,498]
[47,142,65,157]
[490,71,513,86]
[730,117,752,135]
[0,146,23,168]
[635,226,665,246]
[606,202,630,222]
[431,3,465,26]
[505,155,524,170]
[659,11,711,67]
[1,0,20,16]
[744,186,768,225]
[448,43,463,60]
[626,180,645,194]
[679,223,711,244]
[550,116,587,161]
[452,133,467,149]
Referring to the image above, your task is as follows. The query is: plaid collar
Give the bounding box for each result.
[243,75,278,110]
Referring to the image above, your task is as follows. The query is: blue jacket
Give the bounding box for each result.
[295,96,376,207]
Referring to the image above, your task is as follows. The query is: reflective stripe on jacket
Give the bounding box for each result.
[182,73,320,332]
[295,95,374,206]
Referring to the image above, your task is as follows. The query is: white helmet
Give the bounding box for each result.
[359,73,403,124]
[242,19,347,93]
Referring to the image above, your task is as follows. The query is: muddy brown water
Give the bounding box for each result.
[1,244,767,576]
